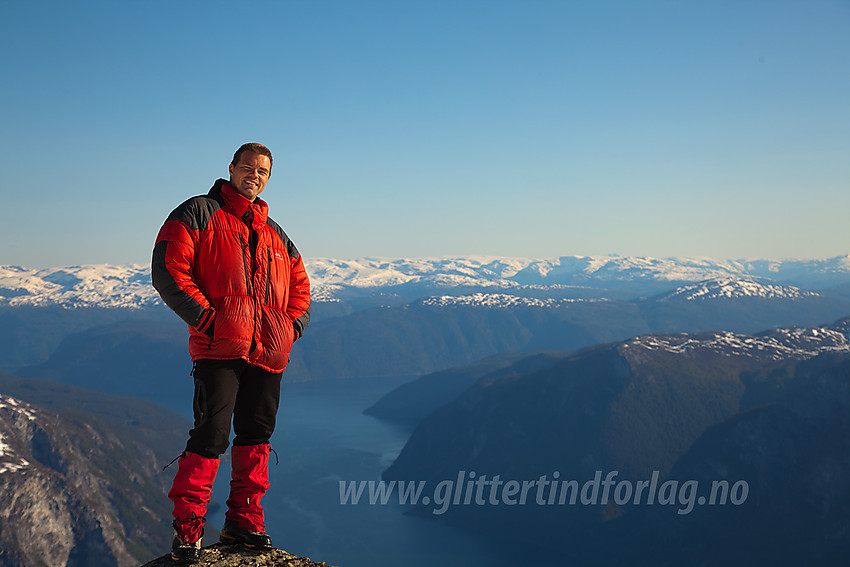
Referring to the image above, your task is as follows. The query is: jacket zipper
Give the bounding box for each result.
[264,246,272,305]
[239,233,252,296]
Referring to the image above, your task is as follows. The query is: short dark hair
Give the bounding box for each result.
[232,143,273,169]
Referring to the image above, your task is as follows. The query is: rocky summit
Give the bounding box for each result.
[140,543,335,567]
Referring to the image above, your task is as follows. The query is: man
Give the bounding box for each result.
[152,143,311,563]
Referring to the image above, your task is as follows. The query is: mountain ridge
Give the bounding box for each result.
[3,254,850,308]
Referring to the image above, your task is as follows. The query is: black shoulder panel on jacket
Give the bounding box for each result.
[165,180,227,232]
[267,217,301,260]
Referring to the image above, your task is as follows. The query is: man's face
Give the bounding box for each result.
[229,151,271,202]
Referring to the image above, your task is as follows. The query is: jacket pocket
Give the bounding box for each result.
[260,306,295,355]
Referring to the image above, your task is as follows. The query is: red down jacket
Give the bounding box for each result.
[152,179,311,373]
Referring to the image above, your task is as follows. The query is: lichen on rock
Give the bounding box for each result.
[139,542,336,567]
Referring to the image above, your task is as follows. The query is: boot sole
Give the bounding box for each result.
[245,542,274,551]
[220,531,272,551]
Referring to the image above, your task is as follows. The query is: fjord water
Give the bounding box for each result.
[199,378,538,567]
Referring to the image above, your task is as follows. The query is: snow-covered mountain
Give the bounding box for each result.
[416,278,823,308]
[0,264,160,309]
[1,254,849,309]
[307,255,848,288]
[626,325,849,361]
[418,293,603,308]
[655,278,820,301]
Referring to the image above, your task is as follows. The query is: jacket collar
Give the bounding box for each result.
[209,179,269,229]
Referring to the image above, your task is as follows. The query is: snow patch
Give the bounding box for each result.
[627,326,849,361]
[420,293,602,308]
[0,254,844,307]
[0,395,37,421]
[660,278,819,301]
[0,396,37,474]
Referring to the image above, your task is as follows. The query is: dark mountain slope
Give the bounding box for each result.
[0,373,188,567]
[610,351,850,566]
[16,319,193,413]
[363,351,571,425]
[382,321,850,564]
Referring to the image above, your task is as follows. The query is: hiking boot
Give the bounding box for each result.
[170,532,201,564]
[219,519,273,550]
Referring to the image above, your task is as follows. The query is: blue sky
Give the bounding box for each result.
[2,0,848,267]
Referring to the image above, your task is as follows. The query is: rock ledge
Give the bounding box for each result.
[140,543,336,567]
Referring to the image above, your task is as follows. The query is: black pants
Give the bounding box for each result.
[186,359,283,458]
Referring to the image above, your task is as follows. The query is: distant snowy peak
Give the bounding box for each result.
[307,255,743,287]
[659,278,820,301]
[625,326,849,361]
[0,265,159,309]
[0,254,847,308]
[513,256,747,283]
[307,257,530,289]
[419,293,603,308]
[308,255,850,289]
